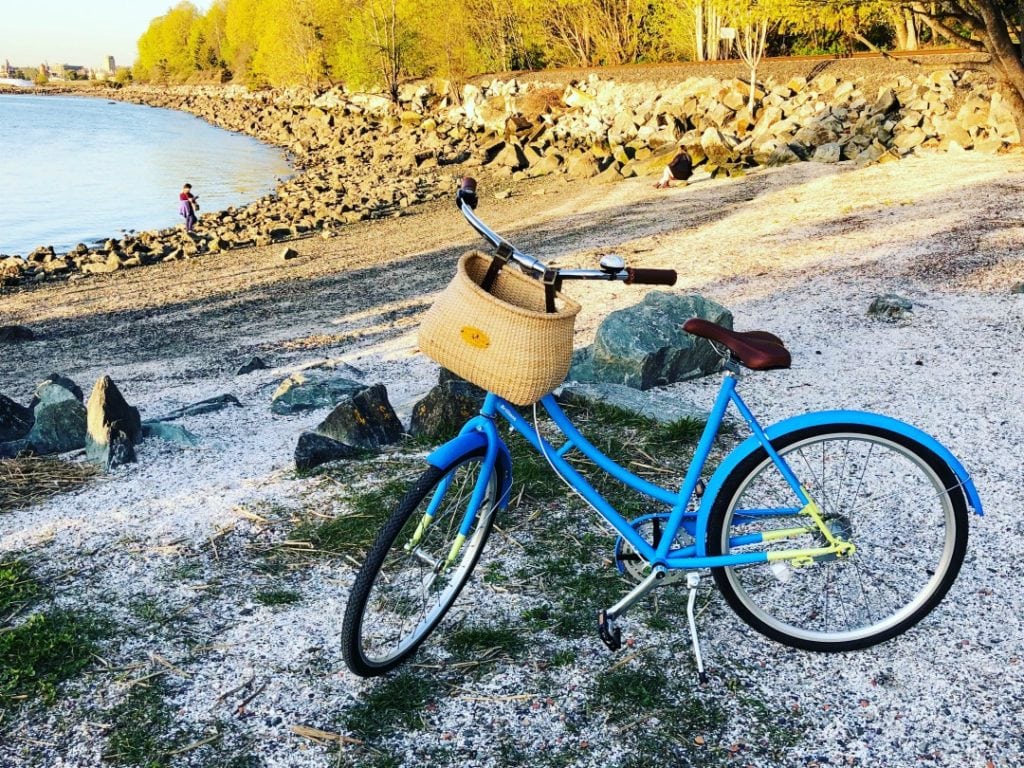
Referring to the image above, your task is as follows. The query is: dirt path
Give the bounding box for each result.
[0,164,822,401]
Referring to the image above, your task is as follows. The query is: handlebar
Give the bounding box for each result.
[456,176,677,287]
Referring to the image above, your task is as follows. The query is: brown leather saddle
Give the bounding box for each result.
[683,318,791,370]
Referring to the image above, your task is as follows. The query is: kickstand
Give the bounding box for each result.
[686,572,709,684]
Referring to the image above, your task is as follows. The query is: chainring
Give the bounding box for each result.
[613,513,695,583]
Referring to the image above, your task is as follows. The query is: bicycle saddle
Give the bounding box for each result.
[683,318,791,370]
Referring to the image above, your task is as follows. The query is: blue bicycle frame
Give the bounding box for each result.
[427,370,984,576]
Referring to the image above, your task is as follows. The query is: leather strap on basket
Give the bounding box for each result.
[480,242,514,292]
[481,244,561,314]
[542,269,560,314]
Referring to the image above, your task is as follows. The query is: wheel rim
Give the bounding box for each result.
[719,431,960,646]
[358,456,497,666]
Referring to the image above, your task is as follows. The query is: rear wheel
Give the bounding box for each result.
[707,424,968,651]
[342,449,502,676]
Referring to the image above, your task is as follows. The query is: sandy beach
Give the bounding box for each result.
[2,149,1023,766]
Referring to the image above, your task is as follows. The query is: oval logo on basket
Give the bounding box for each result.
[460,326,490,349]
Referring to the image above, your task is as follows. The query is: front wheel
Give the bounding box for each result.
[707,424,968,652]
[342,449,502,676]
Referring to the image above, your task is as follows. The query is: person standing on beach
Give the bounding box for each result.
[179,183,199,232]
[654,146,693,189]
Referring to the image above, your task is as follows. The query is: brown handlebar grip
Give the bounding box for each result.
[457,176,479,209]
[626,268,678,286]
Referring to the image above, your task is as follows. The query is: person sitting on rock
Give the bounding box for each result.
[654,146,693,189]
[179,183,199,233]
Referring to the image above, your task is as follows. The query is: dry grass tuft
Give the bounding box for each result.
[0,457,99,514]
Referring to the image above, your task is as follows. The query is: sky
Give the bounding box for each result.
[1,1,212,70]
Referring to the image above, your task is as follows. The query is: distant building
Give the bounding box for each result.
[0,59,13,78]
[53,63,91,80]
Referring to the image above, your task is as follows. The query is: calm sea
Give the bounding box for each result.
[0,93,292,257]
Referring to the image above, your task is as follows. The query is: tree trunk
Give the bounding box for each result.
[905,10,919,51]
[695,2,705,62]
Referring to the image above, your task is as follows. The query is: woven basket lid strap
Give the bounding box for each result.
[481,242,514,293]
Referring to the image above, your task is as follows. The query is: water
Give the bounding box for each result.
[0,94,292,257]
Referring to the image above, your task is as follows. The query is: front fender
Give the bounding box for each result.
[696,410,983,554]
[426,427,513,510]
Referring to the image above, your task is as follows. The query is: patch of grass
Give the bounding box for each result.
[445,624,526,661]
[129,597,174,626]
[104,680,179,766]
[591,657,732,768]
[548,649,576,668]
[0,609,107,708]
[254,588,301,606]
[287,479,409,557]
[344,670,438,739]
[0,456,98,513]
[506,431,569,505]
[0,557,41,620]
[649,416,706,448]
[593,664,668,719]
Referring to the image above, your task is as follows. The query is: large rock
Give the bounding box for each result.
[29,374,84,409]
[0,325,34,343]
[271,372,365,414]
[313,384,403,450]
[294,431,363,471]
[571,292,733,390]
[556,381,710,422]
[85,376,142,468]
[153,394,242,422]
[141,422,201,447]
[27,382,87,455]
[0,394,33,442]
[868,293,913,322]
[409,380,486,442]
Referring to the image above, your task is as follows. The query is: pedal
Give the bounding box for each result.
[597,610,622,651]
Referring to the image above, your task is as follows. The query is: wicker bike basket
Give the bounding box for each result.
[418,251,581,405]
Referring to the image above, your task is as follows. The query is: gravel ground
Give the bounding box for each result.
[1,149,1023,767]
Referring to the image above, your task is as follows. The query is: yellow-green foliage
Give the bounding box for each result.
[132,0,928,89]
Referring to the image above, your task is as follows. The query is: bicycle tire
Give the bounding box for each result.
[707,423,968,652]
[342,448,502,676]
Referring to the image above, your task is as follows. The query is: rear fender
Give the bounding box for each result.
[695,410,983,554]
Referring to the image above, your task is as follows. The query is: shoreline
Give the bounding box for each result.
[3,55,1015,289]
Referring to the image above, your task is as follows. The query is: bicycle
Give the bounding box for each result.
[341,177,983,678]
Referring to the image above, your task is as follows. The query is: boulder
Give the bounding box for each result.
[0,394,34,442]
[812,142,843,164]
[571,292,732,390]
[0,325,34,343]
[409,380,487,442]
[153,394,242,422]
[565,151,601,179]
[29,374,84,409]
[271,372,365,414]
[27,388,87,456]
[868,294,913,322]
[0,439,32,459]
[236,356,270,375]
[294,431,364,471]
[312,384,403,451]
[141,421,201,447]
[556,381,710,422]
[85,376,142,468]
